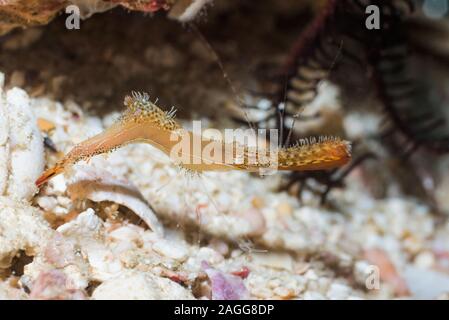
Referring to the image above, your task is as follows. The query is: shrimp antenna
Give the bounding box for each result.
[189,23,256,132]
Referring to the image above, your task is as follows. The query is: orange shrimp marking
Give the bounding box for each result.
[36,92,351,187]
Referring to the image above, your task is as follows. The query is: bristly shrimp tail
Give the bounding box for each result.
[278,136,352,171]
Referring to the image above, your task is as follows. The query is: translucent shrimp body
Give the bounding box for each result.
[36,92,351,187]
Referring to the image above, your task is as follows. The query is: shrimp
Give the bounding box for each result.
[36,92,351,187]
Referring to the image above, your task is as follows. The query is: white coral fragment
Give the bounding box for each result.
[92,270,194,300]
[152,239,189,262]
[57,208,123,282]
[0,196,52,269]
[0,75,44,201]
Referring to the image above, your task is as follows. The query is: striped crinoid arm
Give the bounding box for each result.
[250,0,371,145]
[276,1,338,104]
[366,0,449,153]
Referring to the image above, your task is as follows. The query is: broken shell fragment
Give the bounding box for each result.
[66,165,164,236]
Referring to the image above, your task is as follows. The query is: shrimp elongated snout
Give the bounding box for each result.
[35,164,65,187]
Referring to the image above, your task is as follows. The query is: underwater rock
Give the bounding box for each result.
[0,0,211,35]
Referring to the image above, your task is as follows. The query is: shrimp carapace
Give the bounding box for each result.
[36,92,351,187]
